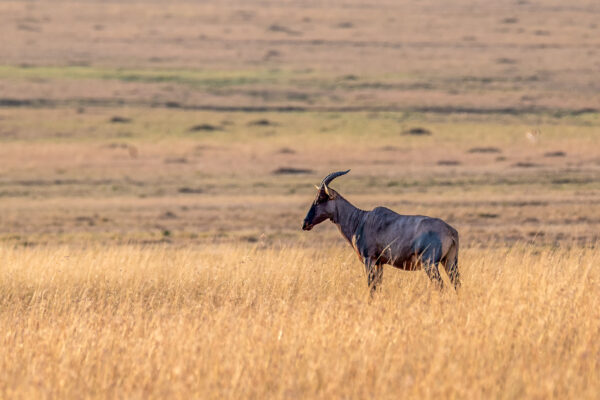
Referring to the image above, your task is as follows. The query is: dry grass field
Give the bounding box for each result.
[0,245,599,399]
[1,0,599,398]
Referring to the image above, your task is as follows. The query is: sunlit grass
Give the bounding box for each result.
[0,244,597,399]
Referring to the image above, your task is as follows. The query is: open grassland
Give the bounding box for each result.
[1,0,600,112]
[0,244,598,399]
[0,107,598,247]
[1,0,599,248]
[1,0,599,398]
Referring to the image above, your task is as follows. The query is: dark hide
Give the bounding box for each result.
[303,181,460,292]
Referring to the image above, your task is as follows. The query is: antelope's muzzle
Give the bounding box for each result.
[302,220,313,231]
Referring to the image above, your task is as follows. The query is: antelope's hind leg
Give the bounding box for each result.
[420,246,444,290]
[413,232,445,289]
[442,244,461,290]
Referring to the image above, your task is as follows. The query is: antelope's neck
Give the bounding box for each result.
[332,196,366,245]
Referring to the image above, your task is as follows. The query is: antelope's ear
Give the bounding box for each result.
[323,185,336,200]
[314,185,320,190]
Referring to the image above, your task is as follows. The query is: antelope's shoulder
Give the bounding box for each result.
[366,207,403,229]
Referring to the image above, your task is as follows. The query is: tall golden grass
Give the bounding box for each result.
[0,244,598,399]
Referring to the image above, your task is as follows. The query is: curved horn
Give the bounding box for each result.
[320,169,350,187]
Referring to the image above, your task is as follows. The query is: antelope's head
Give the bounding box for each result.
[302,170,350,231]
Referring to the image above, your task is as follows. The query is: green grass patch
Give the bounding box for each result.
[0,65,418,91]
[0,65,299,88]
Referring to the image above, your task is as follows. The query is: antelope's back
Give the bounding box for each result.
[365,207,456,258]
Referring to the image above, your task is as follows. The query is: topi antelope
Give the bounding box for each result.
[302,170,460,293]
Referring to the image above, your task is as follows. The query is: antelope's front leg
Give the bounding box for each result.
[364,258,383,294]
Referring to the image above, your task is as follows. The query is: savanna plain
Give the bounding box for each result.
[0,1,599,398]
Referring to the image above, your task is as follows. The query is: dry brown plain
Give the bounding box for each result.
[0,0,599,398]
